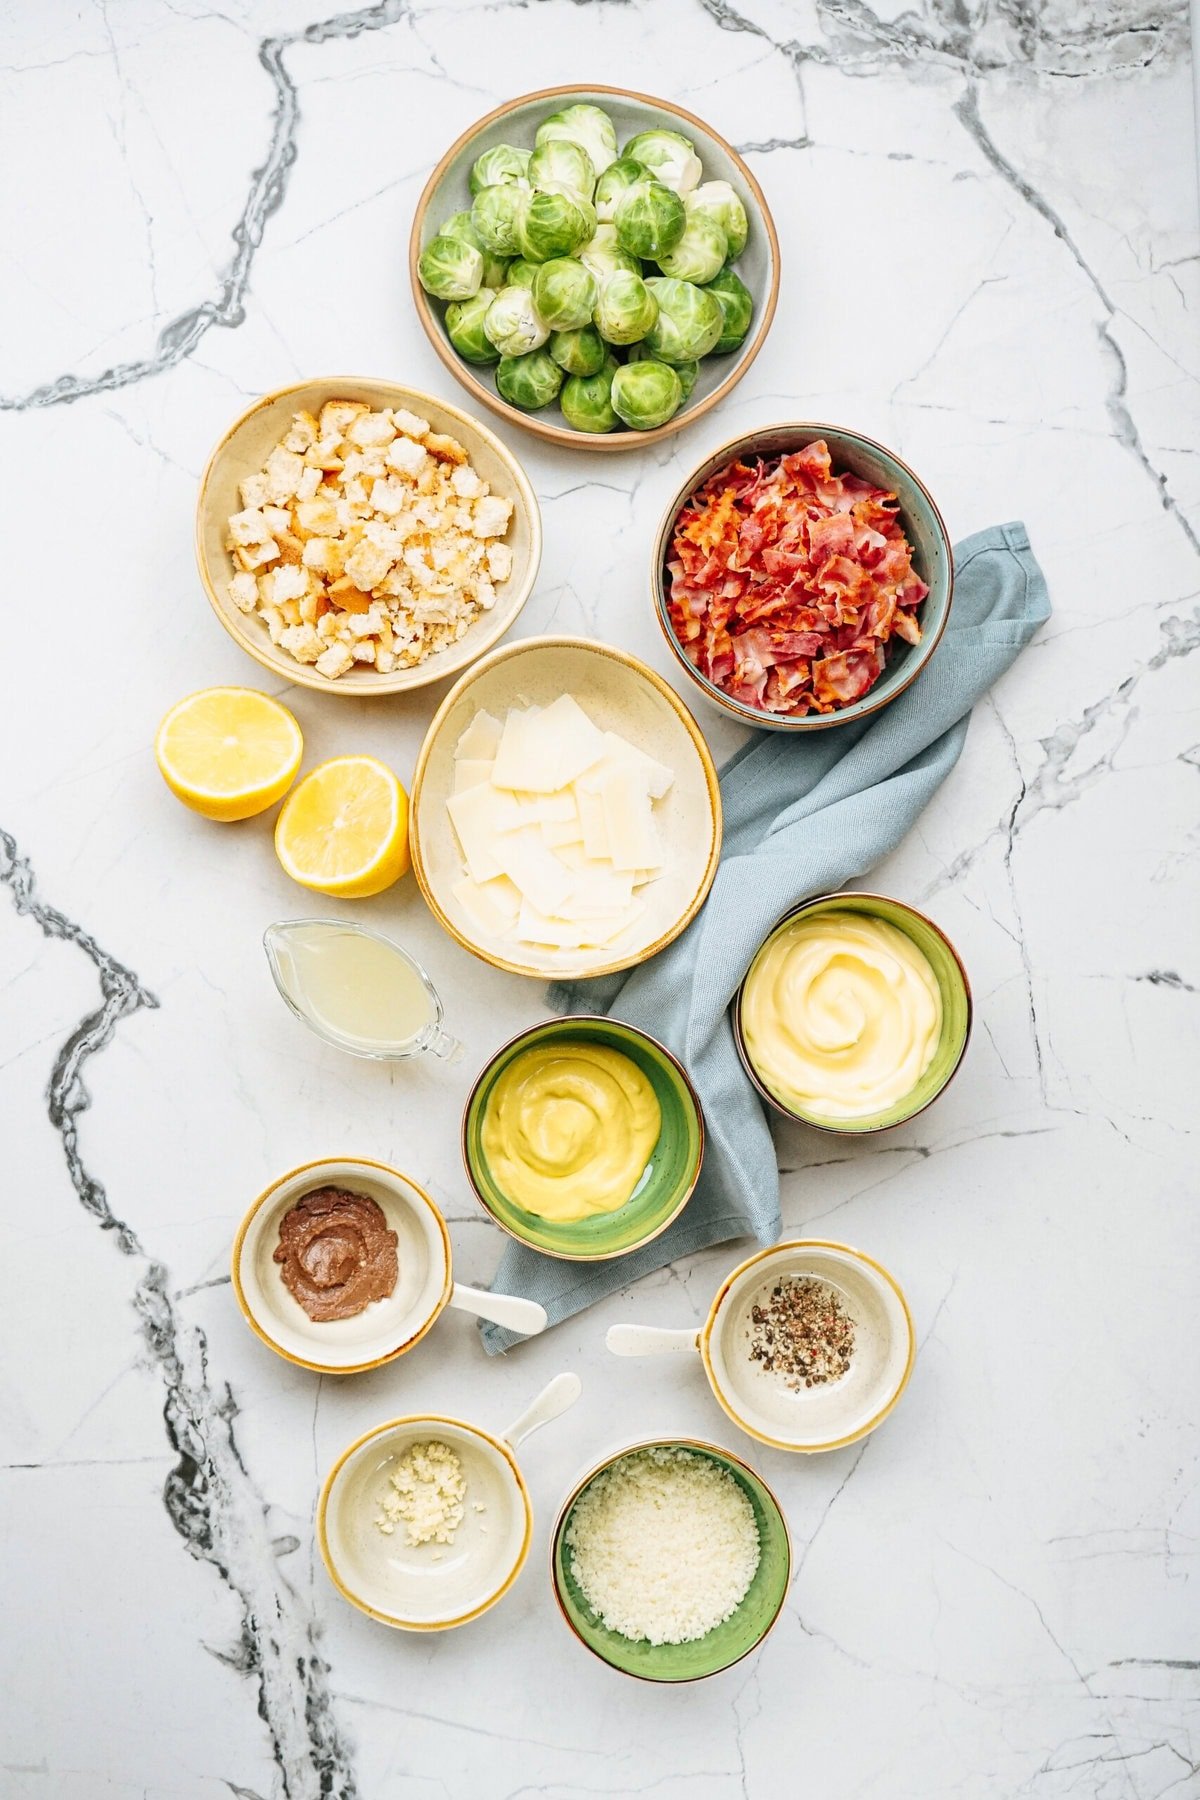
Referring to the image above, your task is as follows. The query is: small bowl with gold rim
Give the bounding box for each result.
[462,1015,704,1261]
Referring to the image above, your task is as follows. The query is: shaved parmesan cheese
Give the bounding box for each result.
[447,698,674,954]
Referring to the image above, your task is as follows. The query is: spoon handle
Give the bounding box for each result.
[605,1323,700,1356]
[503,1372,583,1451]
[448,1282,548,1337]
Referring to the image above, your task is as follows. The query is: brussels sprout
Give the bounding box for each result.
[577,223,641,282]
[528,139,595,202]
[614,180,686,261]
[643,276,723,363]
[505,256,539,290]
[483,284,550,356]
[446,288,501,365]
[655,212,727,284]
[515,188,594,263]
[622,128,703,195]
[548,324,608,377]
[610,358,683,430]
[594,156,647,222]
[496,348,563,411]
[440,210,510,288]
[593,268,658,345]
[417,233,484,300]
[687,180,749,258]
[560,356,620,433]
[704,265,755,353]
[629,341,698,401]
[469,143,531,196]
[531,257,598,330]
[535,103,618,178]
[471,183,526,256]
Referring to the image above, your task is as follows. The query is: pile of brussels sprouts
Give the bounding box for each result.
[416,102,755,434]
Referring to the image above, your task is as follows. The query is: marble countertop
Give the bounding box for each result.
[3,2,1198,1796]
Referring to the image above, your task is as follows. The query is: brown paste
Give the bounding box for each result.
[273,1186,399,1322]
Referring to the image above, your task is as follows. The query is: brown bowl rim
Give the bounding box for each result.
[459,1013,706,1261]
[650,420,955,729]
[194,376,543,695]
[407,84,781,452]
[731,891,974,1134]
[549,1434,793,1681]
[408,633,723,980]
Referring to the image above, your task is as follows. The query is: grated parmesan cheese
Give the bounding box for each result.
[374,1440,467,1545]
[565,1446,760,1645]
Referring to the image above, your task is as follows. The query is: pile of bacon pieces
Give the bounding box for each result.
[666,440,929,716]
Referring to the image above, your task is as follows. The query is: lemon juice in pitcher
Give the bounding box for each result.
[264,920,461,1062]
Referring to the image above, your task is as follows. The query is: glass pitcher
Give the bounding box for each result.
[264,919,462,1063]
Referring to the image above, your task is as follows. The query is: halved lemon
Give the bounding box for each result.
[155,687,303,822]
[274,755,410,898]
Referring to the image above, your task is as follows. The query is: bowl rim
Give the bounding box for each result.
[229,1154,454,1373]
[317,1412,533,1630]
[731,889,974,1134]
[408,632,724,980]
[698,1237,917,1453]
[460,1012,706,1261]
[194,375,543,695]
[650,420,955,729]
[549,1434,793,1681]
[407,83,781,452]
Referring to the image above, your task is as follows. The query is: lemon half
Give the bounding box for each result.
[274,755,410,898]
[155,687,303,822]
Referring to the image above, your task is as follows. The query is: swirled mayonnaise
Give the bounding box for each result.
[741,911,942,1121]
[481,1043,661,1223]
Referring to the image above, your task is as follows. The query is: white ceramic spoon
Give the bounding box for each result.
[503,1371,583,1449]
[449,1283,548,1337]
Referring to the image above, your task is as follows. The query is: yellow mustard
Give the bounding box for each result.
[481,1042,661,1222]
[741,910,942,1121]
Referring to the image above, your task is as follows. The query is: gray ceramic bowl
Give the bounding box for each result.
[409,85,780,451]
[652,422,953,730]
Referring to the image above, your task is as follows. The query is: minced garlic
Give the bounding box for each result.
[374,1440,467,1546]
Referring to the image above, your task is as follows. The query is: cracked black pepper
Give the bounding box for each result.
[747,1276,856,1389]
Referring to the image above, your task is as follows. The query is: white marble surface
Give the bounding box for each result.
[3,2,1198,1796]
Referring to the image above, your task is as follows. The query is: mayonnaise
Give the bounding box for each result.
[480,1042,661,1223]
[741,911,942,1121]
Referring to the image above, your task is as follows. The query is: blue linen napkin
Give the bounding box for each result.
[481,523,1050,1353]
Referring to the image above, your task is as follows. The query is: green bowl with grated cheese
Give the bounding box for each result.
[550,1438,792,1680]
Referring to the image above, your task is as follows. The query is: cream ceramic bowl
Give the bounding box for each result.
[409,85,780,451]
[195,377,542,694]
[409,635,722,980]
[319,1372,581,1630]
[231,1155,547,1374]
[607,1240,915,1453]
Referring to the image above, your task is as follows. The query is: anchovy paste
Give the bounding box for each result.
[273,1186,399,1322]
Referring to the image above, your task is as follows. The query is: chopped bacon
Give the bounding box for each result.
[666,440,929,717]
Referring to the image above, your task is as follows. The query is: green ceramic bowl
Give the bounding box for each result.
[551,1439,792,1682]
[734,891,972,1133]
[462,1017,704,1260]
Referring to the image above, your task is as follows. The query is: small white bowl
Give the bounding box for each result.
[319,1373,581,1630]
[608,1240,915,1453]
[409,635,723,980]
[231,1156,546,1374]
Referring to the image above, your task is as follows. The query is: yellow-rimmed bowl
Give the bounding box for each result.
[410,85,780,451]
[551,1437,792,1680]
[462,1015,704,1261]
[733,891,972,1133]
[652,422,953,730]
[607,1240,915,1453]
[196,377,541,694]
[409,635,722,980]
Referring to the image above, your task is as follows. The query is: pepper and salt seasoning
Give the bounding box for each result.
[747,1275,856,1390]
